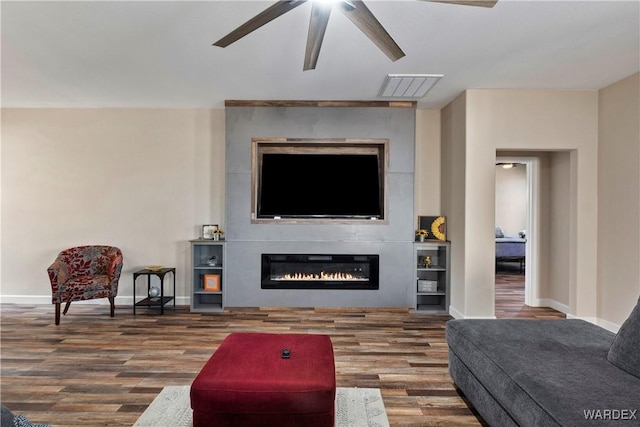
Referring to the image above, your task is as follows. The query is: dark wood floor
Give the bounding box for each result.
[1,275,564,427]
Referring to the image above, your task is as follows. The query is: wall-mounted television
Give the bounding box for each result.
[253,139,387,221]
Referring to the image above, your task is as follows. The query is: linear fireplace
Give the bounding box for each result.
[261,254,379,290]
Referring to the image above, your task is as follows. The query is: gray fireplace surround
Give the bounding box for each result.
[224,104,416,308]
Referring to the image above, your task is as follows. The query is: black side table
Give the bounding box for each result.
[133,267,176,315]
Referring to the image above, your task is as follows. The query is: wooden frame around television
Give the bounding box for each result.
[250,138,389,225]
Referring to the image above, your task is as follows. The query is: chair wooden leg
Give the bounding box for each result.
[55,303,61,325]
[109,297,115,317]
[63,301,72,315]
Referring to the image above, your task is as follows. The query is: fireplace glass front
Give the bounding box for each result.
[261,254,379,290]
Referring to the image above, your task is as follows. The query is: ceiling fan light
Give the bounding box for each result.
[378,74,443,98]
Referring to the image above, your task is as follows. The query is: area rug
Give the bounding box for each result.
[133,386,389,427]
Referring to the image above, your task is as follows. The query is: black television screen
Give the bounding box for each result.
[257,153,384,219]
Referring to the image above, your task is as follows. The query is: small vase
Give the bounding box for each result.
[213,234,219,241]
[418,235,425,242]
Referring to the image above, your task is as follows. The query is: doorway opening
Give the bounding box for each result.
[495,156,539,312]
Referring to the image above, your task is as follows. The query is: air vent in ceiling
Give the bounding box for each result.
[378,74,443,98]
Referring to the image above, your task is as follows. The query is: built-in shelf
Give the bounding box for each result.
[414,241,450,314]
[190,240,225,313]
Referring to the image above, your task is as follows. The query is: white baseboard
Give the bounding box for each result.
[520,299,622,333]
[595,318,621,333]
[536,298,570,314]
[448,305,463,319]
[0,295,53,305]
[450,298,620,330]
[448,305,496,319]
[566,313,620,333]
[0,295,191,306]
[566,313,597,323]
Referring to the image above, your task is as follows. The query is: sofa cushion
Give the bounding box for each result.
[0,405,50,427]
[608,296,640,378]
[495,227,505,238]
[1,404,13,427]
[447,319,640,426]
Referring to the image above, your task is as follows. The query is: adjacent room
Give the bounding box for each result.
[2,1,639,426]
[494,159,529,314]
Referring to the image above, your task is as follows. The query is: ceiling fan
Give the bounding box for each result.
[213,0,498,71]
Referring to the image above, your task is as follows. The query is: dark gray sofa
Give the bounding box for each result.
[1,404,49,427]
[446,299,640,427]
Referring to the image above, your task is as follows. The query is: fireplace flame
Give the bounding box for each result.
[280,271,365,281]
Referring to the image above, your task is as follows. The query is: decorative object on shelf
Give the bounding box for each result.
[207,256,218,266]
[146,265,164,271]
[415,229,427,242]
[418,216,447,241]
[202,224,219,240]
[418,279,438,293]
[423,256,432,268]
[212,228,224,241]
[204,274,221,291]
[149,286,161,298]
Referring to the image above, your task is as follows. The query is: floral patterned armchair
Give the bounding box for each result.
[47,245,123,325]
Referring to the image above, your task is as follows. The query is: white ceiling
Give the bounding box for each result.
[2,0,638,109]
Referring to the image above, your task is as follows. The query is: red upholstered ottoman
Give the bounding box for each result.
[190,332,336,427]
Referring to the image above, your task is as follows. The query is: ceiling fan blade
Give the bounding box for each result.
[214,0,308,47]
[304,3,332,71]
[422,0,498,8]
[337,1,405,62]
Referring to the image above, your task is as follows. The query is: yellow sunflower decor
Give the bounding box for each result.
[418,216,447,241]
[431,216,446,241]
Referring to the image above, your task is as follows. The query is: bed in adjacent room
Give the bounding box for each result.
[495,227,526,273]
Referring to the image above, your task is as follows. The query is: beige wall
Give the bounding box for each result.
[495,164,527,236]
[1,109,226,303]
[415,109,441,219]
[597,72,640,326]
[548,151,572,306]
[445,89,599,318]
[441,93,468,316]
